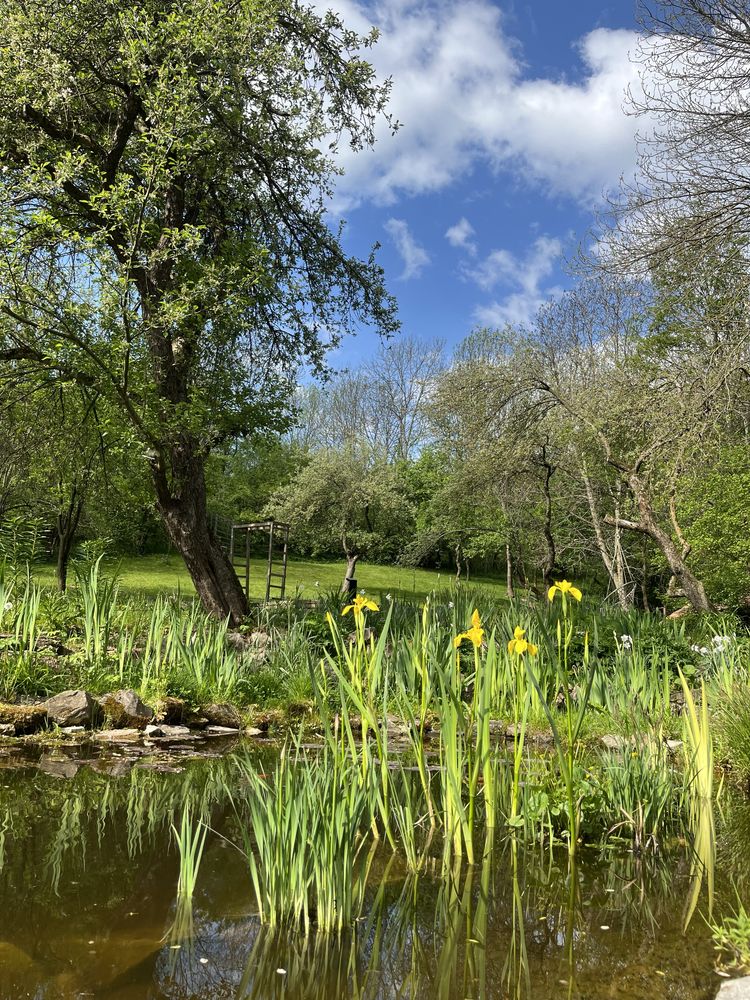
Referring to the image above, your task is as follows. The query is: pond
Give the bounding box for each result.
[0,739,745,1000]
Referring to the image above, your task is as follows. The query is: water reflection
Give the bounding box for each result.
[0,746,743,999]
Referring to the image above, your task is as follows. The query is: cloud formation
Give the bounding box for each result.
[468,236,563,327]
[384,218,431,279]
[324,1,640,211]
[445,217,477,254]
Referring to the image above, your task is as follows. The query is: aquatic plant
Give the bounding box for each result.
[238,744,372,933]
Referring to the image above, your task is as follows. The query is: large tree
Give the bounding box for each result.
[0,0,397,620]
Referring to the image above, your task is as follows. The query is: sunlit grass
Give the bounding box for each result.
[30,553,509,602]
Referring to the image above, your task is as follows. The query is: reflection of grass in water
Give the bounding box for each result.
[679,673,715,931]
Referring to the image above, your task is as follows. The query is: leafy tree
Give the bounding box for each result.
[266,450,413,589]
[0,0,397,620]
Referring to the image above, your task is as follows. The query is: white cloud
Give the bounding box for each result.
[469,236,563,327]
[384,218,430,279]
[445,217,477,254]
[322,1,640,212]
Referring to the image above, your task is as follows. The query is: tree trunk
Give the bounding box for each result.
[55,486,84,592]
[606,471,712,613]
[580,463,632,610]
[341,552,359,594]
[151,446,249,623]
[539,443,557,585]
[505,543,515,600]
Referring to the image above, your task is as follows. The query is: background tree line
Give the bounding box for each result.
[0,0,749,615]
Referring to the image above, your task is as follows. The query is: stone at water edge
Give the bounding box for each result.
[717,977,750,998]
[155,725,192,739]
[0,703,48,734]
[93,728,141,743]
[205,725,240,735]
[144,723,164,737]
[40,690,99,728]
[0,723,14,736]
[98,689,154,730]
[201,703,243,728]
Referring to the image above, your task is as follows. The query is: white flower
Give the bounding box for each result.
[385,593,392,602]
[700,647,710,656]
[314,581,320,588]
[619,634,633,650]
[448,601,454,609]
[3,601,12,612]
[359,589,365,595]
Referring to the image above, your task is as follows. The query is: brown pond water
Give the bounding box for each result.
[0,739,747,1000]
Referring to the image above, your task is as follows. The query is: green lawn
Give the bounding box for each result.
[32,553,508,603]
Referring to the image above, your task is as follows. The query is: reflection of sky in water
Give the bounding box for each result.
[0,745,746,999]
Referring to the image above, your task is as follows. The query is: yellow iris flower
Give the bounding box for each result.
[342,594,380,618]
[453,608,484,649]
[507,625,538,656]
[547,579,582,603]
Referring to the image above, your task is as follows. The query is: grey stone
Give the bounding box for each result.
[0,723,14,737]
[205,725,240,735]
[38,754,80,779]
[144,724,163,737]
[156,725,191,739]
[716,977,750,999]
[41,690,99,728]
[93,728,141,742]
[201,703,243,728]
[245,726,263,737]
[61,726,85,735]
[600,734,628,752]
[665,739,683,753]
[99,689,153,729]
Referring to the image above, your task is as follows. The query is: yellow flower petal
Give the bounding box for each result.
[364,599,380,612]
[468,626,484,648]
[513,626,525,639]
[454,633,466,648]
[342,605,354,616]
[507,638,516,654]
[528,642,538,656]
[471,609,482,630]
[569,586,582,602]
[547,584,558,602]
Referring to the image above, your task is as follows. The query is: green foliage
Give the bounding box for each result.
[267,450,415,564]
[678,446,750,606]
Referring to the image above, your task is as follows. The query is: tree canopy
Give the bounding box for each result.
[0,0,397,618]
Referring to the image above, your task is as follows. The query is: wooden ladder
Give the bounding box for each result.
[264,520,289,602]
[227,520,289,601]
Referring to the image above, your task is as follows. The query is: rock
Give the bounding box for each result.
[0,702,48,734]
[600,734,629,752]
[201,703,243,728]
[37,754,80,778]
[0,723,14,737]
[155,725,191,739]
[205,725,240,735]
[144,723,163,737]
[98,689,153,729]
[154,697,187,724]
[40,690,99,728]
[665,739,683,753]
[61,726,84,735]
[245,726,263,737]
[717,977,750,999]
[93,728,141,742]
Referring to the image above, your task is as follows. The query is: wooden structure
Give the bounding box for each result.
[228,519,290,602]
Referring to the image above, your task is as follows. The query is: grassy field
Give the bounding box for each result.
[31,553,509,603]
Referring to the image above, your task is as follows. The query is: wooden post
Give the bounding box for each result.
[265,520,275,602]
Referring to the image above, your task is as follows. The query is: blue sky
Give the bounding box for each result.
[322,0,643,367]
